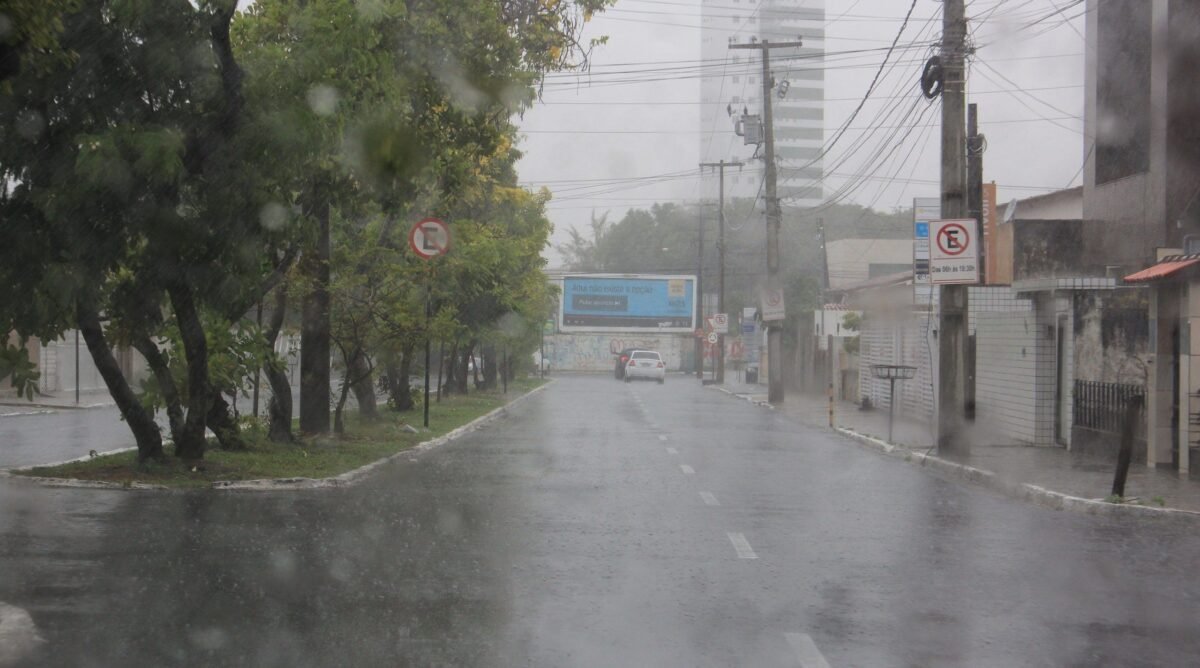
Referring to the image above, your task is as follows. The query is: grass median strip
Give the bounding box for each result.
[15,378,546,489]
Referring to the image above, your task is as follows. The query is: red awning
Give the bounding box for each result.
[1124,255,1200,283]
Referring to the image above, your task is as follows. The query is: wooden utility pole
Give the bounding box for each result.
[701,159,744,384]
[731,37,803,405]
[937,0,970,455]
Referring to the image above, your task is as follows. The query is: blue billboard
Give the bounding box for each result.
[560,274,696,332]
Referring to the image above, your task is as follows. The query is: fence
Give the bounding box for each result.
[1073,380,1144,434]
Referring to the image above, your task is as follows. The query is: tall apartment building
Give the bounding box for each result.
[699,0,825,204]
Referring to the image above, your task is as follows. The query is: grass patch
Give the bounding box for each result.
[16,377,546,489]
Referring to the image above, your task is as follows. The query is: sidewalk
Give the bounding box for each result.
[720,379,1200,515]
[0,390,115,412]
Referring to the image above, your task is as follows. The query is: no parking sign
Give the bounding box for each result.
[930,219,979,285]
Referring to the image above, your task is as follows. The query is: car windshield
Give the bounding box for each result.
[4,1,1193,666]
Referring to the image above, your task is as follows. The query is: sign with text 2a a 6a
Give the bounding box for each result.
[930,218,980,285]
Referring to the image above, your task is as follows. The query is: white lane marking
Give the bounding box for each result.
[0,602,45,664]
[699,491,720,506]
[679,464,695,475]
[666,447,679,455]
[727,532,758,559]
[658,435,668,441]
[785,633,831,668]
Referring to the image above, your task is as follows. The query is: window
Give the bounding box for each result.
[732,76,740,83]
[1095,0,1151,184]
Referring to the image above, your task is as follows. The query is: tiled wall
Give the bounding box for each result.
[858,313,936,422]
[974,313,1046,444]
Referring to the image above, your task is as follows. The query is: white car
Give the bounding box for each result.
[624,350,666,384]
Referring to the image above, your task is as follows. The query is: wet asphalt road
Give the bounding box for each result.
[0,406,151,470]
[2,374,1199,667]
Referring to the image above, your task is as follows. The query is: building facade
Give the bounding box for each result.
[699,0,825,204]
[1085,0,1200,476]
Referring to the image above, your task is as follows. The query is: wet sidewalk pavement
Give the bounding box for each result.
[0,390,115,413]
[719,378,1200,514]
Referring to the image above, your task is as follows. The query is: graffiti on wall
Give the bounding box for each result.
[548,334,685,371]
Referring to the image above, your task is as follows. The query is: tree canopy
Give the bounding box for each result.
[0,0,609,460]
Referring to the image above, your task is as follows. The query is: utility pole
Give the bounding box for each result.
[731,37,803,405]
[701,159,744,384]
[967,103,985,283]
[937,0,970,456]
[695,205,705,380]
[818,218,830,396]
[965,103,984,421]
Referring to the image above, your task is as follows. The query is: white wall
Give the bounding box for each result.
[974,309,1060,446]
[827,239,914,289]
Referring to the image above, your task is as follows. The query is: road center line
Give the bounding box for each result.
[727,532,758,559]
[666,447,679,455]
[784,633,831,668]
[699,491,719,506]
[679,464,695,475]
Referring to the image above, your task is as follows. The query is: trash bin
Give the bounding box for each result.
[745,366,758,384]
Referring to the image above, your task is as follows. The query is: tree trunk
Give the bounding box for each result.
[130,335,184,445]
[390,345,416,411]
[300,195,331,434]
[441,341,459,396]
[435,341,445,403]
[455,341,475,394]
[208,393,246,450]
[168,282,212,461]
[480,343,498,390]
[265,363,293,442]
[350,353,377,418]
[76,302,164,462]
[334,352,356,435]
[264,285,293,443]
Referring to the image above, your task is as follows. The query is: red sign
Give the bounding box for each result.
[408,217,450,259]
[936,222,969,256]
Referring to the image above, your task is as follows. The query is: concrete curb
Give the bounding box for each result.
[0,447,159,490]
[0,401,113,411]
[710,387,1200,520]
[211,379,554,491]
[711,386,776,410]
[833,425,1200,520]
[1,380,553,493]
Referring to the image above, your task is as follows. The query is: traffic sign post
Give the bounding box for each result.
[761,289,785,321]
[711,313,729,334]
[410,218,450,428]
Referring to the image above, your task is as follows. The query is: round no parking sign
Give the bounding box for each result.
[409,217,451,259]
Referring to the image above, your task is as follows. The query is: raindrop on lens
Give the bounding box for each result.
[307,85,339,117]
[259,202,288,230]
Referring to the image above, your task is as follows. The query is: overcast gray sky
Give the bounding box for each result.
[514,0,1088,267]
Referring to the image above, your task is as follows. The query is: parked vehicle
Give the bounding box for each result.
[624,350,666,384]
[614,347,639,379]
